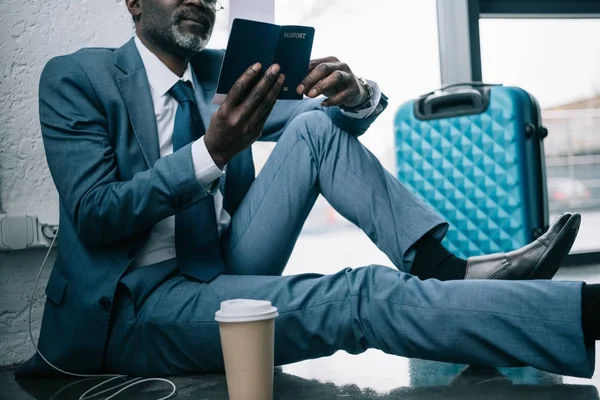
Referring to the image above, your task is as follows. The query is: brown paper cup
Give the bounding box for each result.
[215,300,279,400]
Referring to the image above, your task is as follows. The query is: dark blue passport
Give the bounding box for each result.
[213,18,315,104]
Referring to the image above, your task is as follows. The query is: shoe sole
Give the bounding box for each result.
[528,213,581,280]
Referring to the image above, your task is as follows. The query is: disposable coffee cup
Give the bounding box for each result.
[215,299,279,400]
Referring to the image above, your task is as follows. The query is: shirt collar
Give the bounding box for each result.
[134,36,195,97]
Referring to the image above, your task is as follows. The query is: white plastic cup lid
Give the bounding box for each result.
[215,299,279,323]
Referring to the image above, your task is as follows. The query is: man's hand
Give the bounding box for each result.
[296,57,368,109]
[204,63,285,169]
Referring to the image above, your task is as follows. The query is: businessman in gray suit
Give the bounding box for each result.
[19,0,600,379]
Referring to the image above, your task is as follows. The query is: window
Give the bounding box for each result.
[480,18,600,252]
[275,0,440,173]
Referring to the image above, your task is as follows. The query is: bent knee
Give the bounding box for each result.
[289,110,335,134]
[282,110,337,145]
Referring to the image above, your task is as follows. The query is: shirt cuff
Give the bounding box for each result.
[191,137,225,193]
[339,80,382,119]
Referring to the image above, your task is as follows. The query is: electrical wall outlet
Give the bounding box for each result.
[0,214,59,252]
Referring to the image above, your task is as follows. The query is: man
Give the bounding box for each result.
[18,0,598,379]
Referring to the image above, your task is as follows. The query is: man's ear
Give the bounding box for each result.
[126,0,142,21]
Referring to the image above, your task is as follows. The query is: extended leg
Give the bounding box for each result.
[105,265,594,378]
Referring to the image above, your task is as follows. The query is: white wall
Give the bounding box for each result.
[0,0,134,216]
[0,249,55,367]
[0,0,134,367]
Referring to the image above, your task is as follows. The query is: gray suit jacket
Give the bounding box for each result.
[18,38,387,375]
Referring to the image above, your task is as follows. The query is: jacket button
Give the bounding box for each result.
[128,248,138,259]
[173,198,182,208]
[182,194,191,204]
[99,297,111,309]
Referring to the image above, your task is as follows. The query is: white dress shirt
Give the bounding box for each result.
[131,36,382,268]
[131,37,227,268]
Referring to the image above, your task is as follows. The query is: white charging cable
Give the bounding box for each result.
[28,227,177,400]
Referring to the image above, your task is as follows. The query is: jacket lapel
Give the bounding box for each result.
[191,51,220,130]
[192,76,219,133]
[115,38,160,168]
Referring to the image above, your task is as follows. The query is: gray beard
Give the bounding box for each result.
[170,24,208,53]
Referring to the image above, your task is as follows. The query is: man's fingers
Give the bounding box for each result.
[255,94,279,136]
[321,88,354,107]
[305,70,350,98]
[257,97,278,130]
[224,63,263,107]
[297,61,348,95]
[239,64,281,114]
[248,74,285,128]
[308,57,339,71]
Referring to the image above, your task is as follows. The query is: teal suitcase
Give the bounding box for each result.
[394,83,549,259]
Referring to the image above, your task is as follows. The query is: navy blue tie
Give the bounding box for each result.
[170,80,225,282]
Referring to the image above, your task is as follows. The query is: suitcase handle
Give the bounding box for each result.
[422,89,485,116]
[414,82,500,120]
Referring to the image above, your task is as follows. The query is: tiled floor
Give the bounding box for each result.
[2,229,600,399]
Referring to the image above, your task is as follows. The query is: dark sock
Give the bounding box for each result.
[411,235,467,281]
[582,283,600,341]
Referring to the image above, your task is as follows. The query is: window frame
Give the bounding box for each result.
[436,0,600,265]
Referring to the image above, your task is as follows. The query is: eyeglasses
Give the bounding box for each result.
[205,0,225,11]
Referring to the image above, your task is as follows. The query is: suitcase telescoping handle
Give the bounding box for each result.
[415,82,502,121]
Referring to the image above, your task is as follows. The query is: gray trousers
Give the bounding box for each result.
[105,111,594,378]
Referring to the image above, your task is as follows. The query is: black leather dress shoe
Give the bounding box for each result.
[465,212,581,280]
